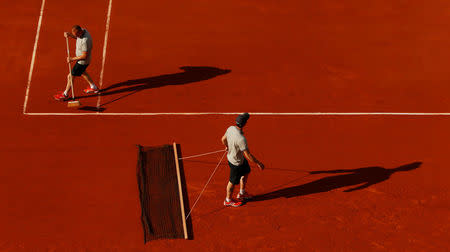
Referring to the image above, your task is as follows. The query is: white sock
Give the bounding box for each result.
[225,198,231,202]
[240,189,245,195]
[63,91,68,96]
[90,83,98,89]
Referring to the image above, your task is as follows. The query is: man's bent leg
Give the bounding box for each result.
[226,182,235,200]
[240,174,248,193]
[81,71,97,89]
[64,73,73,95]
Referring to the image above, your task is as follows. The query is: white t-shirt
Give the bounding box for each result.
[225,126,248,166]
[75,29,92,65]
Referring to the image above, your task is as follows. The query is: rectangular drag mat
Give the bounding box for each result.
[136,144,192,242]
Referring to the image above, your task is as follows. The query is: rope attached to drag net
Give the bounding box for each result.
[180,148,312,220]
[184,150,227,220]
[179,149,226,160]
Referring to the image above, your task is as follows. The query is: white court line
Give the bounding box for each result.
[23,112,450,116]
[96,0,113,109]
[23,0,46,114]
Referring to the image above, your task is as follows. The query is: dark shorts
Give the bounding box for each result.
[228,159,251,185]
[71,63,89,76]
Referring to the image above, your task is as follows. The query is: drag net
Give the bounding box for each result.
[136,144,192,242]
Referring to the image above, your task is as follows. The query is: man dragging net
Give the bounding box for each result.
[221,113,265,207]
[54,25,99,101]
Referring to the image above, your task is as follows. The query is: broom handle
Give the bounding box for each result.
[65,36,75,99]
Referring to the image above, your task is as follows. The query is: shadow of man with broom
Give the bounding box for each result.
[251,162,422,202]
[77,66,230,111]
[79,66,230,99]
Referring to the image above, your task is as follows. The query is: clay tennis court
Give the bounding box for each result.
[2,0,450,251]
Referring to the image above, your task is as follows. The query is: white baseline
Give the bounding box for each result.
[23,112,450,116]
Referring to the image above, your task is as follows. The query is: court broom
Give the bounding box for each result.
[65,36,81,108]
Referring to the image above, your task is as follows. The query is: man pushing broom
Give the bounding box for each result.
[54,25,99,101]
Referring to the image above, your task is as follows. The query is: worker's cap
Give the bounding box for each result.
[236,112,250,128]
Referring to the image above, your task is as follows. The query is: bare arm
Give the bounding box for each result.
[64,32,76,39]
[221,135,228,151]
[67,51,88,63]
[70,51,87,61]
[63,31,88,62]
[244,149,264,170]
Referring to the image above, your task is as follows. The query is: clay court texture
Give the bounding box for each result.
[2,0,450,251]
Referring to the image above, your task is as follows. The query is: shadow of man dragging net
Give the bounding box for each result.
[251,162,422,202]
[78,66,231,107]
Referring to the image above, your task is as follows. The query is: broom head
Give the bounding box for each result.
[67,100,81,108]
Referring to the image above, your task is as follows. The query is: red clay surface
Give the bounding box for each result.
[2,0,450,251]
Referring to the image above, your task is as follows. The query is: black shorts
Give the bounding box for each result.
[228,159,251,185]
[71,63,89,76]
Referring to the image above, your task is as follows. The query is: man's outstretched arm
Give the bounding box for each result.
[244,149,264,170]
